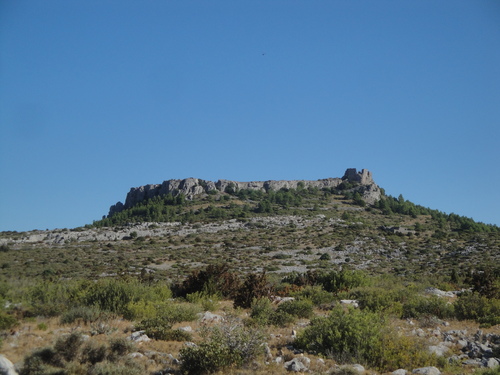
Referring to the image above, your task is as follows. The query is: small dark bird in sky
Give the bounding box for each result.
[262,52,266,56]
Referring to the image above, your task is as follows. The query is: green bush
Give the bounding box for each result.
[137,302,198,340]
[83,278,171,316]
[159,302,200,323]
[373,329,438,371]
[60,305,102,324]
[475,367,500,375]
[108,337,134,357]
[180,321,264,374]
[268,310,296,327]
[249,297,274,326]
[291,285,336,306]
[186,291,220,311]
[54,332,85,362]
[83,279,138,314]
[454,292,500,326]
[136,317,173,340]
[350,287,404,316]
[180,340,239,374]
[276,299,313,319]
[87,360,143,375]
[295,306,384,364]
[295,306,437,371]
[402,295,455,320]
[26,280,84,317]
[317,269,370,294]
[249,298,309,327]
[124,299,158,321]
[81,341,108,365]
[158,328,193,342]
[0,311,18,330]
[19,347,63,375]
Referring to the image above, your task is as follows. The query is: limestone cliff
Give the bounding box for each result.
[108,168,381,217]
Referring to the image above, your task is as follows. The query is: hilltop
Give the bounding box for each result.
[108,168,381,216]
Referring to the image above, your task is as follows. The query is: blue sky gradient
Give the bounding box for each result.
[1,1,499,231]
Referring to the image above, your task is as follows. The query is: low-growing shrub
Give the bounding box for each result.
[19,347,64,374]
[87,360,143,375]
[81,341,108,365]
[158,328,193,342]
[454,292,500,327]
[402,295,455,320]
[295,306,437,371]
[127,299,199,322]
[249,298,307,327]
[350,287,404,316]
[249,297,274,326]
[180,320,264,374]
[137,302,198,340]
[276,299,313,319]
[174,263,240,298]
[159,302,200,323]
[475,367,500,375]
[290,285,335,306]
[373,329,438,371]
[54,332,85,362]
[295,306,384,364]
[83,278,172,316]
[136,316,172,340]
[124,300,158,321]
[234,272,271,308]
[26,280,83,317]
[0,311,18,330]
[60,305,102,324]
[186,291,220,311]
[269,310,296,327]
[108,337,134,357]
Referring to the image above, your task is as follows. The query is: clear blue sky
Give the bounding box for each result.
[1,1,499,231]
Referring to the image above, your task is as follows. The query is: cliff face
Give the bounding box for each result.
[108,168,381,216]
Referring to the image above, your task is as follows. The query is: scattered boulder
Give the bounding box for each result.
[392,370,407,375]
[424,287,457,298]
[484,358,500,368]
[428,344,449,357]
[128,352,144,359]
[412,366,441,375]
[128,330,151,342]
[0,355,17,375]
[351,364,365,374]
[340,299,359,308]
[284,357,310,372]
[198,311,223,323]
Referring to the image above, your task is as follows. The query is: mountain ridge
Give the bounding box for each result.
[109,168,381,217]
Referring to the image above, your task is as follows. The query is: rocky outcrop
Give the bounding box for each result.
[109,168,381,216]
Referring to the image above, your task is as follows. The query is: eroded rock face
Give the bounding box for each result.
[109,168,381,216]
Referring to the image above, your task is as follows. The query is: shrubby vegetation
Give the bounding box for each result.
[249,297,314,327]
[18,333,142,375]
[374,194,500,233]
[295,306,438,371]
[2,183,500,374]
[180,319,265,374]
[0,261,499,374]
